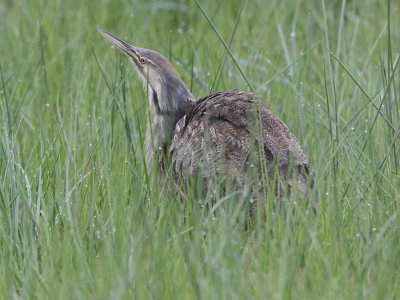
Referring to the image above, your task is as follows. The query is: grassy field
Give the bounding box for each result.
[1,0,400,298]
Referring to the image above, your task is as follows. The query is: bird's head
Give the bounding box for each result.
[97,28,194,121]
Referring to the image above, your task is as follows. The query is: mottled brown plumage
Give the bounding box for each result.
[171,89,309,198]
[98,28,310,208]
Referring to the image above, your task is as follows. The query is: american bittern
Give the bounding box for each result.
[98,28,310,207]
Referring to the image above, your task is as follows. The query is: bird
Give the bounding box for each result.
[97,28,310,211]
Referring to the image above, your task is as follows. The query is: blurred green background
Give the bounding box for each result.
[0,0,399,299]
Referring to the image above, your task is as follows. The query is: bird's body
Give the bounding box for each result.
[171,89,309,198]
[98,28,310,207]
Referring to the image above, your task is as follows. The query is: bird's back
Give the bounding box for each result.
[170,89,310,203]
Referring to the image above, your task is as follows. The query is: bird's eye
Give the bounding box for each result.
[139,57,147,64]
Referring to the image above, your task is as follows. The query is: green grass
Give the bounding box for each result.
[1,0,400,298]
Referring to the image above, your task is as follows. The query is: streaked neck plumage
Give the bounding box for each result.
[144,78,195,173]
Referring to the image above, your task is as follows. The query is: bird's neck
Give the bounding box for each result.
[144,113,174,172]
[144,87,193,172]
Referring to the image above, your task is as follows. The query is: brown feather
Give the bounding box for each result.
[171,89,310,201]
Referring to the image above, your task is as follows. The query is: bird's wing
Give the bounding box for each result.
[170,90,309,188]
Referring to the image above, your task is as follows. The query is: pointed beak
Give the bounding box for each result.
[97,28,140,59]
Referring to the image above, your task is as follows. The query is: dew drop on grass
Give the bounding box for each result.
[290,31,296,38]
